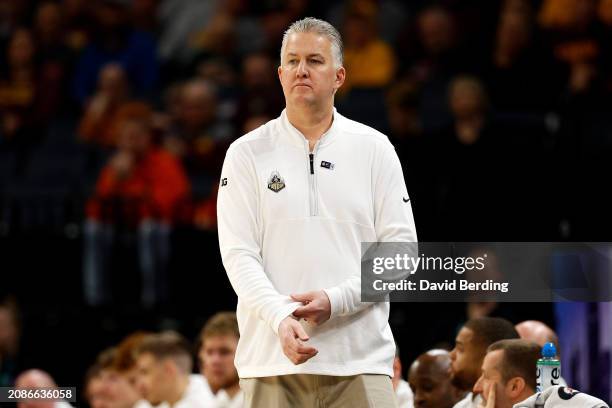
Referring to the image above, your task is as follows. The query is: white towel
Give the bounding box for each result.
[513,386,609,408]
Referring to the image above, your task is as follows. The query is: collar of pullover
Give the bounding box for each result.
[279,107,340,150]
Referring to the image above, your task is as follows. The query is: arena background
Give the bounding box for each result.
[0,0,611,405]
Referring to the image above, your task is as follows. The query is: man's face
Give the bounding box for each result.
[199,335,239,391]
[408,361,459,408]
[135,353,168,405]
[100,369,140,408]
[278,32,345,109]
[86,377,111,408]
[473,350,513,408]
[449,327,485,391]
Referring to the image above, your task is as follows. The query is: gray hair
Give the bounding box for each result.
[280,17,343,68]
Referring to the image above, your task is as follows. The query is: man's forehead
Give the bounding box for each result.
[283,32,332,54]
[203,334,238,348]
[457,327,474,343]
[483,349,503,371]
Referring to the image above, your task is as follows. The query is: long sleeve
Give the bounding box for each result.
[217,143,301,335]
[324,141,417,319]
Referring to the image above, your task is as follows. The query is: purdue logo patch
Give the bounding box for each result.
[267,171,286,193]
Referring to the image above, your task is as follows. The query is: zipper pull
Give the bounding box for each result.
[309,153,314,174]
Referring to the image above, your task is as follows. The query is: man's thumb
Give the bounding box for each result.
[293,320,310,341]
[291,292,312,303]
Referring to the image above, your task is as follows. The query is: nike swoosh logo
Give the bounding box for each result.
[403,197,410,203]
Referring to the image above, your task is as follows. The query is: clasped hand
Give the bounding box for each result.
[277,290,331,365]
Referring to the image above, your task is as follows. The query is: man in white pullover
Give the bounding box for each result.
[217,17,417,407]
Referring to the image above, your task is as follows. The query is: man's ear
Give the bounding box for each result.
[278,66,283,82]
[334,66,346,93]
[507,377,526,398]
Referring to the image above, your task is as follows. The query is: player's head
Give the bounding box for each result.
[84,347,141,408]
[408,349,464,408]
[198,311,240,393]
[515,320,559,351]
[278,17,346,109]
[473,339,540,408]
[113,331,152,390]
[134,331,193,406]
[15,369,57,408]
[450,317,519,391]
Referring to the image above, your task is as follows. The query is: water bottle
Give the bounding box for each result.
[536,342,561,393]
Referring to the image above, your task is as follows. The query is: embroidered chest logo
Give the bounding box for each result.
[267,171,286,193]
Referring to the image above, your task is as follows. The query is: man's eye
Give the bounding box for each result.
[288,59,297,64]
[310,59,322,64]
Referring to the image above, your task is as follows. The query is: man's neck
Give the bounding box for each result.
[286,104,334,151]
[167,375,189,407]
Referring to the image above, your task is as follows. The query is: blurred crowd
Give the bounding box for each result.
[1,0,612,304]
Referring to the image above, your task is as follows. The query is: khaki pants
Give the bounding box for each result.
[239,374,398,408]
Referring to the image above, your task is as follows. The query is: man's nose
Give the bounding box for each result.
[296,60,309,77]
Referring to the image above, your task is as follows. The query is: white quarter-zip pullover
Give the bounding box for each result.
[217,108,417,378]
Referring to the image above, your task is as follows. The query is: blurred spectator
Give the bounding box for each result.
[62,0,92,52]
[14,369,74,408]
[197,312,243,407]
[233,52,283,131]
[78,63,131,147]
[259,0,308,54]
[392,345,413,408]
[0,296,20,386]
[0,0,31,50]
[83,111,190,307]
[539,0,603,97]
[135,331,214,407]
[387,79,422,141]
[73,0,158,105]
[163,79,233,195]
[326,0,408,46]
[340,0,397,94]
[0,27,62,147]
[408,349,464,408]
[433,76,498,240]
[412,5,462,133]
[189,0,264,61]
[484,8,559,112]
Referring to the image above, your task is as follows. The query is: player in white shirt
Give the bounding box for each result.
[135,332,215,408]
[217,17,417,407]
[197,312,244,408]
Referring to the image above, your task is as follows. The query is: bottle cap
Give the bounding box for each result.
[542,342,557,358]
